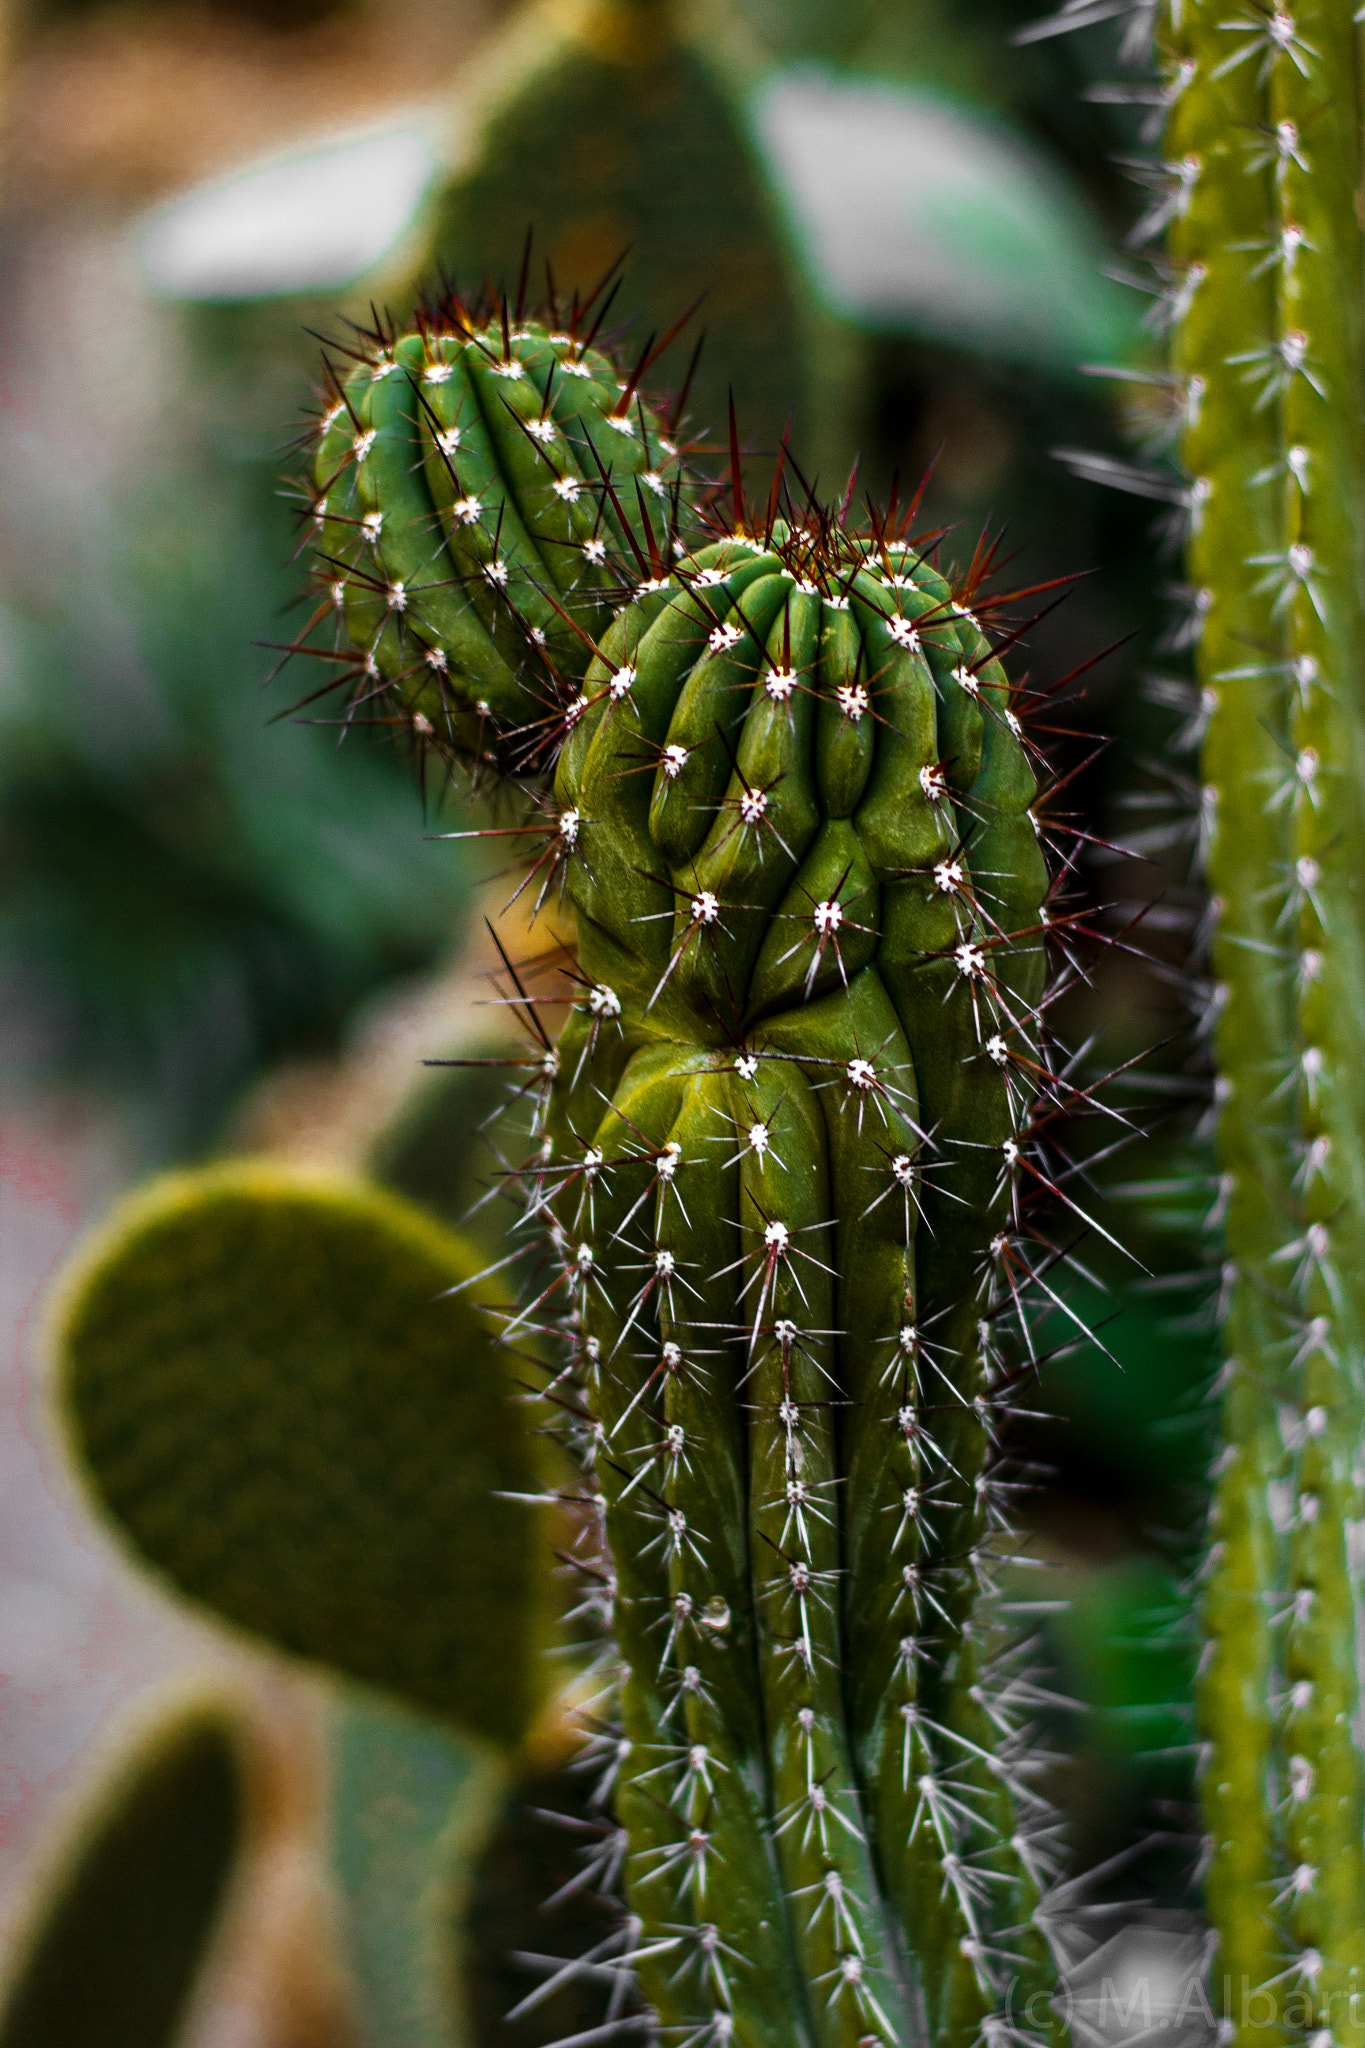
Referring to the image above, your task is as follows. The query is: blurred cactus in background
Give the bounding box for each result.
[428,0,808,468]
[0,1693,245,2048]
[57,1163,553,1733]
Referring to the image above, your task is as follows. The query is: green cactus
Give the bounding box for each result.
[535,516,1061,2048]
[1149,4,1365,2038]
[310,295,694,770]
[1030,0,1365,2029]
[1155,8,1297,2021]
[306,264,1080,2037]
[0,1692,244,2048]
[55,1163,552,1740]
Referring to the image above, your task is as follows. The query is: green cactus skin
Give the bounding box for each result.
[0,1693,243,2048]
[55,1164,551,1741]
[310,297,692,770]
[327,1691,510,2048]
[521,513,1062,2048]
[1159,6,1294,2029]
[1149,1,1365,2036]
[1268,13,1365,2032]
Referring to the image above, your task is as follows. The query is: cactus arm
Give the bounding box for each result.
[1267,2,1365,2023]
[312,310,694,759]
[1160,4,1297,2023]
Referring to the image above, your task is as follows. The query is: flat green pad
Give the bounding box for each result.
[56,1165,546,1740]
[0,1695,242,2048]
[432,10,803,461]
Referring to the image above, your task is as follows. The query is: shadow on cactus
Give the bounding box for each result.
[55,1164,553,1742]
[281,277,1127,2048]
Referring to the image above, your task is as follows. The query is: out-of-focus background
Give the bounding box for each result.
[0,0,1214,2040]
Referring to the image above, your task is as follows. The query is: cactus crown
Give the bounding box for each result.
[307,278,699,777]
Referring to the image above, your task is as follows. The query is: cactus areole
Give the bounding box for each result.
[309,302,1070,2048]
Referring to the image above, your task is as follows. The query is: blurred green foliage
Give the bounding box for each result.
[0,296,473,1158]
[0,1695,244,2048]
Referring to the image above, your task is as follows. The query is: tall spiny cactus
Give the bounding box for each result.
[1158,7,1365,2038]
[301,289,1098,2047]
[1034,0,1365,2031]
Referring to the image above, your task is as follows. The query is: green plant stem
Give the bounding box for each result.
[1269,3,1365,2027]
[1162,4,1296,2033]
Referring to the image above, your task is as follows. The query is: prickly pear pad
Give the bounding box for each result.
[56,1165,550,1740]
[534,520,1058,2048]
[308,297,691,770]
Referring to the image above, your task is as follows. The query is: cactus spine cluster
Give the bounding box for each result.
[306,304,1081,2046]
[1085,0,1365,2032]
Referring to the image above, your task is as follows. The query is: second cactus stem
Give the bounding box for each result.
[308,300,1082,2047]
[1156,0,1365,2037]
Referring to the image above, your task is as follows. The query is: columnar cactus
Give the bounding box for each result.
[1157,7,1365,2039]
[303,294,1086,2046]
[1052,0,1365,2032]
[537,518,1062,2048]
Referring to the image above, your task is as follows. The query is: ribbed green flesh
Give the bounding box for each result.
[313,318,687,758]
[541,529,1053,2048]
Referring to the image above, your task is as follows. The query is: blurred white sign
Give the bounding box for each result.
[139,124,438,301]
[751,69,1130,367]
